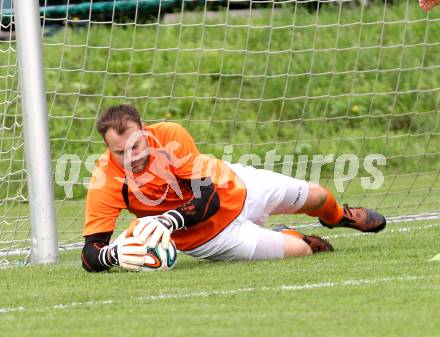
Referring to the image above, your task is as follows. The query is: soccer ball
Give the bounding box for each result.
[141,239,177,271]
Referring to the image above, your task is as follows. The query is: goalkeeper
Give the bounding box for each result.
[81,105,386,272]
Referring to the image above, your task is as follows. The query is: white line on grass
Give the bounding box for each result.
[0,307,24,314]
[323,223,440,240]
[1,274,439,315]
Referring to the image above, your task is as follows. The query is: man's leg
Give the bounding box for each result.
[184,219,331,261]
[230,164,386,233]
[251,226,333,260]
[298,183,344,224]
[251,227,311,259]
[283,233,312,257]
[275,183,386,233]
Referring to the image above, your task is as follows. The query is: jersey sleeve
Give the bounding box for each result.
[81,232,114,272]
[83,179,123,237]
[167,176,220,228]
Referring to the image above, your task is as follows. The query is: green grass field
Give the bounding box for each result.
[1,218,439,337]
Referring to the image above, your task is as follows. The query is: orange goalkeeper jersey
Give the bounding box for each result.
[83,122,246,251]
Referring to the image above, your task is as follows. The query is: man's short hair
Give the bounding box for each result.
[96,104,142,138]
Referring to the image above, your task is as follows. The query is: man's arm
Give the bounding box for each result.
[82,231,149,272]
[167,176,220,229]
[166,124,220,228]
[81,232,115,272]
[132,176,220,248]
[82,169,130,272]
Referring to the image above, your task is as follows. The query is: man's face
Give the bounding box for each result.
[104,121,149,173]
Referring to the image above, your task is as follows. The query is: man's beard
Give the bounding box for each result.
[125,156,148,173]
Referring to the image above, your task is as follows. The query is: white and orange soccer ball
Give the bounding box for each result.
[115,220,178,271]
[141,238,177,271]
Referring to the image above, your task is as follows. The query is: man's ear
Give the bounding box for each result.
[101,129,108,145]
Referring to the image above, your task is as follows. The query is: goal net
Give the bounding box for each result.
[1,0,439,264]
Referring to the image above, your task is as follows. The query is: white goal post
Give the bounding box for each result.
[0,0,439,265]
[6,0,58,264]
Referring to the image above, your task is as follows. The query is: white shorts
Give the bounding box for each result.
[185,163,309,261]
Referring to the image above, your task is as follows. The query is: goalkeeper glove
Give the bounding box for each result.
[101,231,148,272]
[132,211,185,250]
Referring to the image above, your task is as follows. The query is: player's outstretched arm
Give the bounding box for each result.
[132,177,220,248]
[81,231,147,272]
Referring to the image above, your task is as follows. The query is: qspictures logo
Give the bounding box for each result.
[55,134,386,205]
